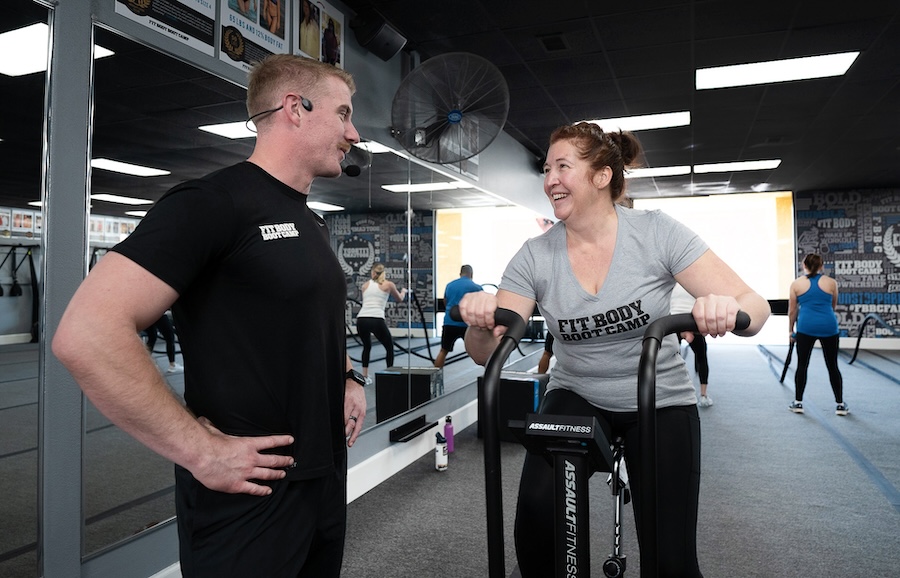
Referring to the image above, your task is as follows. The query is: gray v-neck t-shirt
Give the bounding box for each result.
[500,205,708,411]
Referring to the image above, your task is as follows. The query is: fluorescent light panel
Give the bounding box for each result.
[199,121,256,139]
[125,210,148,217]
[382,181,469,193]
[626,166,691,179]
[693,159,781,173]
[585,111,690,132]
[308,201,345,212]
[90,193,153,205]
[91,158,170,177]
[0,23,114,76]
[355,141,394,154]
[696,52,859,90]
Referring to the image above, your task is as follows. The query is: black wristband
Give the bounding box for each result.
[345,369,366,386]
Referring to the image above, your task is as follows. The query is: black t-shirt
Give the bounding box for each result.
[113,162,347,479]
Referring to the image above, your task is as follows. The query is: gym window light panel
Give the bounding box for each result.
[695,52,859,90]
[91,158,170,177]
[0,23,114,76]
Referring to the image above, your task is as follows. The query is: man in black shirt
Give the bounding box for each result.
[53,54,366,577]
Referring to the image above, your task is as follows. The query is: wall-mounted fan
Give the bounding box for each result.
[391,52,510,165]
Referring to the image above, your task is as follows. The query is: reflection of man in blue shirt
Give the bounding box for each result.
[435,265,482,368]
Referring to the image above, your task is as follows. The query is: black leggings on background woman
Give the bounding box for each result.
[793,332,842,402]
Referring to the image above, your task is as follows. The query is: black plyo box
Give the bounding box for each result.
[375,366,443,423]
[477,371,549,442]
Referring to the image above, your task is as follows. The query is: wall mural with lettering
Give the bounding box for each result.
[326,211,435,332]
[794,189,900,338]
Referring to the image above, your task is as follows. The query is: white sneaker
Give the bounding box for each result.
[166,363,183,374]
[699,395,713,408]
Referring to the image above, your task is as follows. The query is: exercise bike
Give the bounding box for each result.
[455,306,749,578]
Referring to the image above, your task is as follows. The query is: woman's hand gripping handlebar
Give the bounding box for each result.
[643,310,751,343]
[449,305,528,344]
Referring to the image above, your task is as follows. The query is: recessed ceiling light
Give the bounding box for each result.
[0,23,114,76]
[355,141,395,154]
[308,201,345,212]
[199,121,256,139]
[382,181,469,193]
[696,52,860,90]
[694,159,781,173]
[91,158,170,177]
[626,166,691,179]
[125,210,148,218]
[584,111,690,132]
[90,193,153,205]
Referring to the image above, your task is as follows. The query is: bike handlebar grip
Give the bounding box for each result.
[447,306,527,344]
[643,310,751,342]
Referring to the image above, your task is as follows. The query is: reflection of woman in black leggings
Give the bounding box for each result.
[788,253,847,415]
[356,263,407,383]
[146,312,181,374]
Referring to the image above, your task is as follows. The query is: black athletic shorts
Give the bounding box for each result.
[440,324,467,351]
[175,457,347,577]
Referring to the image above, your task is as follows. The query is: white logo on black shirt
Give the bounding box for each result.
[259,223,300,241]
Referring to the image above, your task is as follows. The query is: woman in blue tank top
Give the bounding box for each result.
[788,253,847,415]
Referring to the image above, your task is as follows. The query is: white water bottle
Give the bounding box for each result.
[435,432,448,471]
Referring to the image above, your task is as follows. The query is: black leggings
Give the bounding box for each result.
[794,332,843,403]
[514,389,703,578]
[680,332,709,383]
[357,317,394,368]
[146,314,177,364]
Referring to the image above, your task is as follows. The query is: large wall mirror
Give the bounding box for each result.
[80,21,505,555]
[0,0,511,563]
[0,1,48,574]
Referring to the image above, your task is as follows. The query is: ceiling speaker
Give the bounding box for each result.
[351,9,407,61]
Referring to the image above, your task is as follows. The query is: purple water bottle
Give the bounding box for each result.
[444,415,454,453]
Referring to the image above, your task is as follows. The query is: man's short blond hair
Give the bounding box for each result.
[246,54,355,120]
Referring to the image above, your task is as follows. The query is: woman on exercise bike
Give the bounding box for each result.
[459,122,770,577]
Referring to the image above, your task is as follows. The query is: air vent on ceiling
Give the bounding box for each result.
[539,33,569,53]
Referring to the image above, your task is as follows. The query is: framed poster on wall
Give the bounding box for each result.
[115,0,216,56]
[292,0,343,67]
[220,0,288,72]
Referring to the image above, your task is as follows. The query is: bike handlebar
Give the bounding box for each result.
[637,309,750,577]
[448,305,527,343]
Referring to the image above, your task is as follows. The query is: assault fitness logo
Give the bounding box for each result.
[556,299,651,341]
[258,222,299,241]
